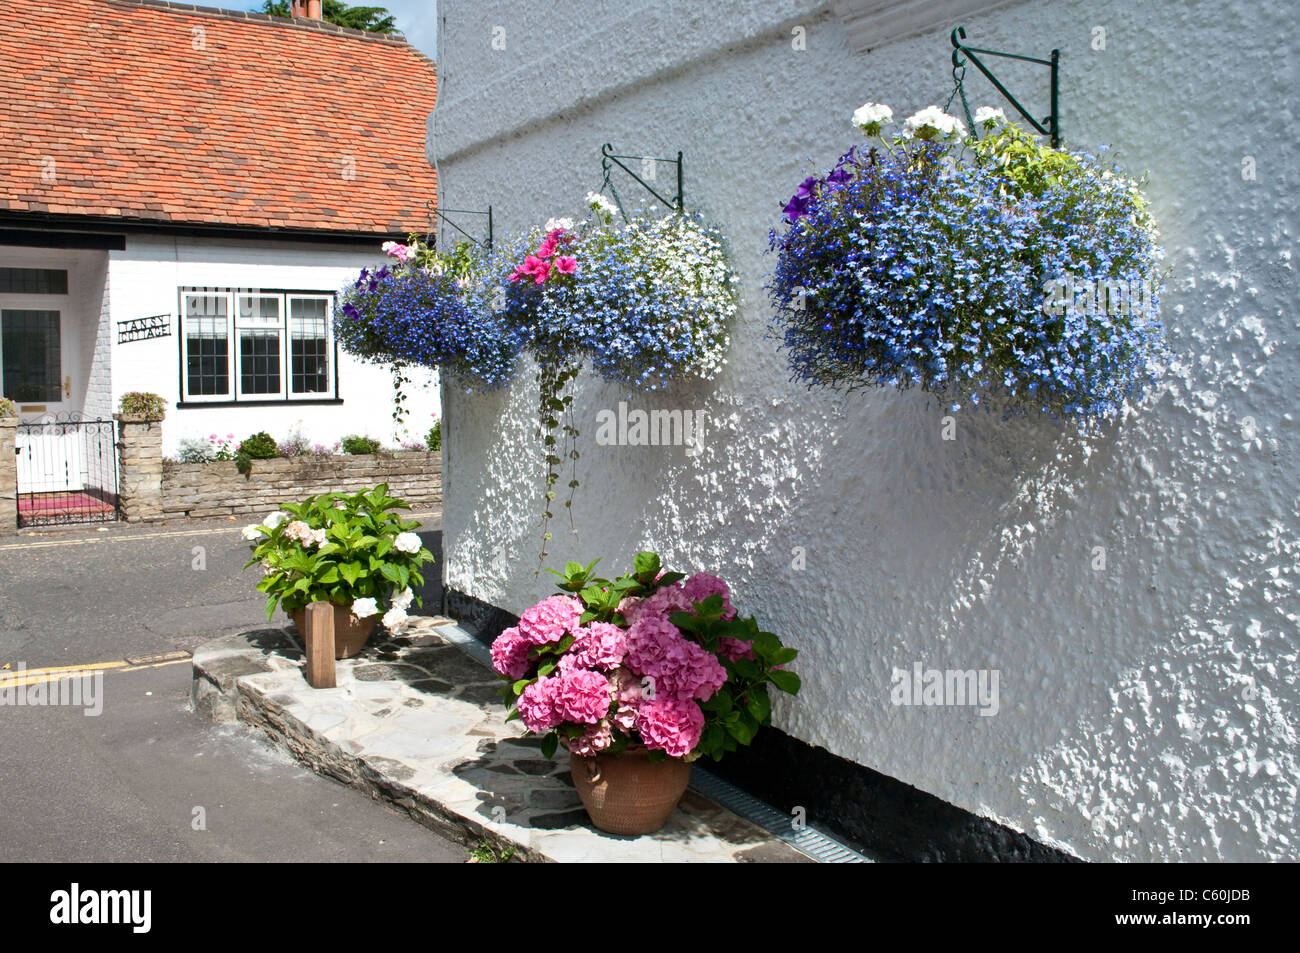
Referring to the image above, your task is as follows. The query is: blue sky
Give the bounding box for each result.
[239,2,439,59]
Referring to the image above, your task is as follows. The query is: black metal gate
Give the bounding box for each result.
[15,414,120,527]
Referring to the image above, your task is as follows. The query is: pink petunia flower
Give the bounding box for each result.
[553,256,577,275]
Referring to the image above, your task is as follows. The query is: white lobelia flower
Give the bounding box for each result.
[391,588,415,610]
[973,105,1007,128]
[852,102,893,135]
[901,106,967,140]
[382,606,408,629]
[351,597,380,619]
[241,524,265,542]
[393,532,422,554]
[543,217,574,233]
[264,510,289,529]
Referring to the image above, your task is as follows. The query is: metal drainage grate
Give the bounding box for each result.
[688,766,870,863]
[437,621,871,863]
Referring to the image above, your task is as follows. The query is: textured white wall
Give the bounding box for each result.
[433,0,1299,861]
[108,236,441,457]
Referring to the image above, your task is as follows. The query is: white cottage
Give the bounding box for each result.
[0,0,442,465]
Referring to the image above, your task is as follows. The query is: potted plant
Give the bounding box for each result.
[242,484,434,659]
[115,391,166,423]
[767,102,1167,420]
[0,397,16,421]
[490,551,800,835]
[498,198,739,561]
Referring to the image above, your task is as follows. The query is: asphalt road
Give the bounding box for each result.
[0,512,462,863]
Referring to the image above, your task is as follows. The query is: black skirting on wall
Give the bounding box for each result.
[440,586,1080,863]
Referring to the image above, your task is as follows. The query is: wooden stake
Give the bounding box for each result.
[304,601,336,688]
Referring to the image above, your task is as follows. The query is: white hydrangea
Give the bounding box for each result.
[351,597,379,619]
[391,588,415,610]
[543,217,574,232]
[901,106,967,140]
[973,105,1007,128]
[241,524,264,542]
[264,510,289,529]
[393,532,422,554]
[382,606,408,629]
[852,102,893,134]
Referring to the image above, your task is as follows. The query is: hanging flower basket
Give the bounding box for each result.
[495,197,740,561]
[767,103,1168,420]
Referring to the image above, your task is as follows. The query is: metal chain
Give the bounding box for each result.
[944,63,976,133]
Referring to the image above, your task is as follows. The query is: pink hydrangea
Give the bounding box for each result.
[681,572,737,619]
[490,626,533,680]
[636,695,705,758]
[626,614,727,702]
[553,669,612,725]
[567,720,614,757]
[565,621,628,672]
[517,594,582,646]
[621,582,694,625]
[625,613,682,674]
[516,677,562,734]
[718,637,755,662]
[608,667,644,732]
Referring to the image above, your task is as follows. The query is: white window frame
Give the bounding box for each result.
[179,288,336,404]
[286,294,335,399]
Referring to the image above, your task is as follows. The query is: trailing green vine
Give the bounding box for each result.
[536,358,581,570]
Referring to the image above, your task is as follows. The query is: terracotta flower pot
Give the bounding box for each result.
[290,604,377,660]
[570,746,692,835]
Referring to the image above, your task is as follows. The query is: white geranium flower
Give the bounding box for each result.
[973,106,1007,128]
[381,241,397,254]
[901,106,967,140]
[543,217,574,232]
[393,532,421,554]
[382,606,408,629]
[585,191,619,220]
[241,524,264,542]
[264,510,289,529]
[391,588,414,610]
[351,597,379,619]
[852,102,893,135]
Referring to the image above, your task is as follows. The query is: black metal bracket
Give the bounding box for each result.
[950,26,1060,148]
[600,144,683,221]
[428,200,493,249]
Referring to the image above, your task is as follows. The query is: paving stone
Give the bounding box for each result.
[190,622,817,864]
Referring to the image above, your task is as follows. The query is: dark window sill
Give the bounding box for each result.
[176,398,343,408]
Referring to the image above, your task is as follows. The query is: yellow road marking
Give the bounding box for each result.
[0,660,130,677]
[0,654,192,688]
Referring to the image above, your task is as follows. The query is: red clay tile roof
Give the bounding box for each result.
[0,0,438,236]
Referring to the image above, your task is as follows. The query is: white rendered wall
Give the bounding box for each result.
[108,235,441,457]
[433,0,1299,861]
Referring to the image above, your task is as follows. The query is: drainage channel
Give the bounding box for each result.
[434,620,871,863]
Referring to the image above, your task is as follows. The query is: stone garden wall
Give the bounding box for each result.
[158,452,443,520]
